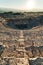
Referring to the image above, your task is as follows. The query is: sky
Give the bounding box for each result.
[0,0,43,11]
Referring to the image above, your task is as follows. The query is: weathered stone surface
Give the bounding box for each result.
[0,12,43,65]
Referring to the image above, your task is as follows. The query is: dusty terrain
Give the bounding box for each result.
[0,12,43,65]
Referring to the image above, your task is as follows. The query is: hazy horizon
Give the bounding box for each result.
[0,0,43,11]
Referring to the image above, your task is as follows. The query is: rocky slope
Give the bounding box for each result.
[0,12,43,65]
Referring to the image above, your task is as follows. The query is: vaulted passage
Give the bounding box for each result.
[6,20,39,30]
[5,15,43,30]
[14,24,28,29]
[6,21,28,29]
[5,19,28,30]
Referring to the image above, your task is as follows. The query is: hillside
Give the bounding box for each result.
[0,12,43,65]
